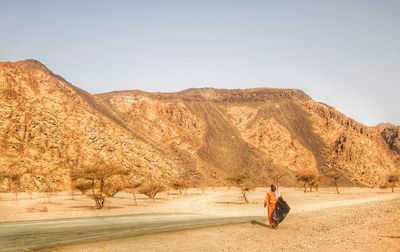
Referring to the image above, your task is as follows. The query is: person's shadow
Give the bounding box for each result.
[250,220,273,228]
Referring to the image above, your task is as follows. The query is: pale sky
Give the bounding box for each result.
[1,0,399,126]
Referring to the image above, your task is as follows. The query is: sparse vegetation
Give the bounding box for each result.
[386,173,400,193]
[139,182,166,201]
[296,172,320,193]
[33,171,64,203]
[309,175,322,192]
[326,171,344,193]
[271,171,288,187]
[123,173,143,205]
[0,168,24,200]
[179,168,205,195]
[171,179,190,195]
[8,173,22,200]
[71,159,127,209]
[226,172,256,203]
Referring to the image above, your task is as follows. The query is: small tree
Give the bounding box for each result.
[387,173,400,193]
[0,171,23,200]
[139,182,166,202]
[226,172,256,203]
[271,171,288,187]
[30,171,63,203]
[296,172,318,193]
[9,174,22,200]
[326,171,343,194]
[171,179,190,195]
[309,175,322,192]
[21,175,37,199]
[71,160,126,209]
[123,174,143,205]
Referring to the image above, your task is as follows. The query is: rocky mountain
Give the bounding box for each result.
[0,59,399,188]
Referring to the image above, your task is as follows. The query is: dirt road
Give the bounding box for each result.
[50,197,400,252]
[2,191,399,251]
[0,213,266,252]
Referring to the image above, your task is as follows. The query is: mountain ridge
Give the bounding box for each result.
[0,59,399,188]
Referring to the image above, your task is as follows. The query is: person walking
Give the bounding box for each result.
[264,184,280,228]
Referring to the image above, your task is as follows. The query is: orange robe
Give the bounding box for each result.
[265,192,277,224]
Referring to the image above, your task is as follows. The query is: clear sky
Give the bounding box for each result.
[1,0,399,126]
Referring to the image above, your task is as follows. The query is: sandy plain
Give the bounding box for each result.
[1,187,399,251]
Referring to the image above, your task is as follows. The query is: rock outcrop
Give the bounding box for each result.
[0,59,398,188]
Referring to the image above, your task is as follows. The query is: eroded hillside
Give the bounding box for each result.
[1,59,399,188]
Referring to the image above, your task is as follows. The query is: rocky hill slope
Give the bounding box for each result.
[0,60,399,187]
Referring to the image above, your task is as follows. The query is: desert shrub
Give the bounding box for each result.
[139,182,166,201]
[123,173,143,205]
[0,170,23,200]
[310,175,322,192]
[71,159,127,209]
[226,172,256,203]
[171,179,190,195]
[387,173,400,193]
[27,205,48,212]
[270,171,288,187]
[326,171,344,194]
[73,180,92,195]
[296,172,320,193]
[28,171,64,203]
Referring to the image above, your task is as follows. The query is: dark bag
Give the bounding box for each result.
[272,196,290,224]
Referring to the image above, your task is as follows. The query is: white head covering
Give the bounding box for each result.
[272,184,281,198]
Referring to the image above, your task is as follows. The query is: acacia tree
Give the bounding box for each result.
[271,171,288,187]
[138,182,166,202]
[21,175,37,199]
[296,172,319,193]
[171,179,190,195]
[226,172,256,203]
[71,160,126,209]
[26,168,64,203]
[0,159,25,200]
[8,174,22,200]
[387,173,400,193]
[326,171,343,194]
[0,170,23,200]
[181,168,205,195]
[123,173,143,205]
[309,175,322,192]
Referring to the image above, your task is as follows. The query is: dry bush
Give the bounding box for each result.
[175,168,205,195]
[0,170,23,200]
[270,171,288,187]
[103,179,123,197]
[73,180,92,195]
[27,170,64,203]
[123,173,143,205]
[296,172,320,193]
[38,206,48,212]
[226,172,256,203]
[139,182,166,201]
[310,175,322,192]
[171,179,190,195]
[387,173,400,193]
[27,205,48,212]
[71,159,127,209]
[326,171,344,193]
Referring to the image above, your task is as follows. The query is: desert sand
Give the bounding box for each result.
[48,198,400,252]
[1,187,400,251]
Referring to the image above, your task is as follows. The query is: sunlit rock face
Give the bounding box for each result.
[1,60,398,187]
